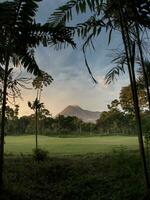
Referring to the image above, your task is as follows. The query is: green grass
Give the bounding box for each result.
[2,136,149,200]
[1,152,148,200]
[5,135,139,155]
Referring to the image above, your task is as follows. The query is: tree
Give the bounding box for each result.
[38,107,51,134]
[120,85,148,115]
[96,99,127,134]
[5,105,20,135]
[29,71,53,149]
[28,99,42,151]
[0,0,75,188]
[32,70,53,102]
[50,0,150,189]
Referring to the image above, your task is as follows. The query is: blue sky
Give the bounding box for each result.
[16,0,130,116]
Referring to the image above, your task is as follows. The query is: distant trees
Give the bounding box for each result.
[96,80,150,135]
[5,105,19,135]
[120,85,148,115]
[3,72,148,137]
[53,115,83,133]
[96,99,129,134]
[3,111,98,136]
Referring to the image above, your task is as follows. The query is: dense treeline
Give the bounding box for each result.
[3,78,150,136]
[3,107,96,136]
[6,116,96,136]
[2,61,148,136]
[96,100,150,135]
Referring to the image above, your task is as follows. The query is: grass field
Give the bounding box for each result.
[2,135,149,200]
[2,152,146,200]
[5,135,139,155]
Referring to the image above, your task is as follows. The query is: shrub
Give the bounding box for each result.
[32,148,49,161]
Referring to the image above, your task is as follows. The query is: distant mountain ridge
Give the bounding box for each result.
[57,105,101,123]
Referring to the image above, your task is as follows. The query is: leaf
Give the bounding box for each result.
[82,35,98,84]
[108,27,113,45]
[18,49,41,76]
[105,65,126,85]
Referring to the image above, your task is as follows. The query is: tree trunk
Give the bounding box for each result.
[135,23,150,110]
[119,1,150,189]
[35,108,38,150]
[0,54,10,189]
[129,47,150,189]
[131,0,150,110]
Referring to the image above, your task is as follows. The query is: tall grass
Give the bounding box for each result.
[1,149,148,200]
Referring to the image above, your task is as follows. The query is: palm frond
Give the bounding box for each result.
[75,15,105,38]
[48,0,104,27]
[104,49,127,84]
[15,0,42,25]
[82,34,97,84]
[32,70,53,89]
[0,1,16,26]
[18,22,76,49]
[105,65,125,84]
[18,49,41,76]
[48,25,76,49]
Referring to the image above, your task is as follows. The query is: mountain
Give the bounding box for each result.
[57,105,101,123]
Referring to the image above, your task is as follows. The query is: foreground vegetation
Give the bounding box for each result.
[0,150,149,200]
[0,0,150,194]
[5,135,138,155]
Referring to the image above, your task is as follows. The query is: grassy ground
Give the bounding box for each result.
[5,135,139,155]
[2,136,150,200]
[1,151,149,200]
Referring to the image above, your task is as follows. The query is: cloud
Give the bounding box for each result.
[6,0,130,116]
[96,75,108,89]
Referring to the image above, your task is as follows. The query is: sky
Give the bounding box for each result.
[11,0,130,117]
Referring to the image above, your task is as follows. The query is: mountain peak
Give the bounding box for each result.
[68,105,81,108]
[57,105,101,123]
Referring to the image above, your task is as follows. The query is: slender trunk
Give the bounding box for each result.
[35,91,39,150]
[79,124,82,134]
[135,23,150,110]
[0,54,10,189]
[146,140,150,170]
[125,18,150,190]
[35,108,38,150]
[119,2,150,189]
[131,0,150,110]
[129,47,150,189]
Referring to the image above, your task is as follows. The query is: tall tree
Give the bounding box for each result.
[28,99,42,150]
[32,70,53,102]
[49,0,150,189]
[120,85,148,115]
[29,71,53,149]
[0,0,75,188]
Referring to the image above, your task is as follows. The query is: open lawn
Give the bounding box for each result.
[2,136,149,200]
[5,135,139,155]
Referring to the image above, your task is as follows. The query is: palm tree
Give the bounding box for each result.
[29,71,53,150]
[49,0,150,189]
[28,99,43,150]
[0,0,75,188]
[32,70,53,102]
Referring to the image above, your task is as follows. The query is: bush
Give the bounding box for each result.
[32,148,49,161]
